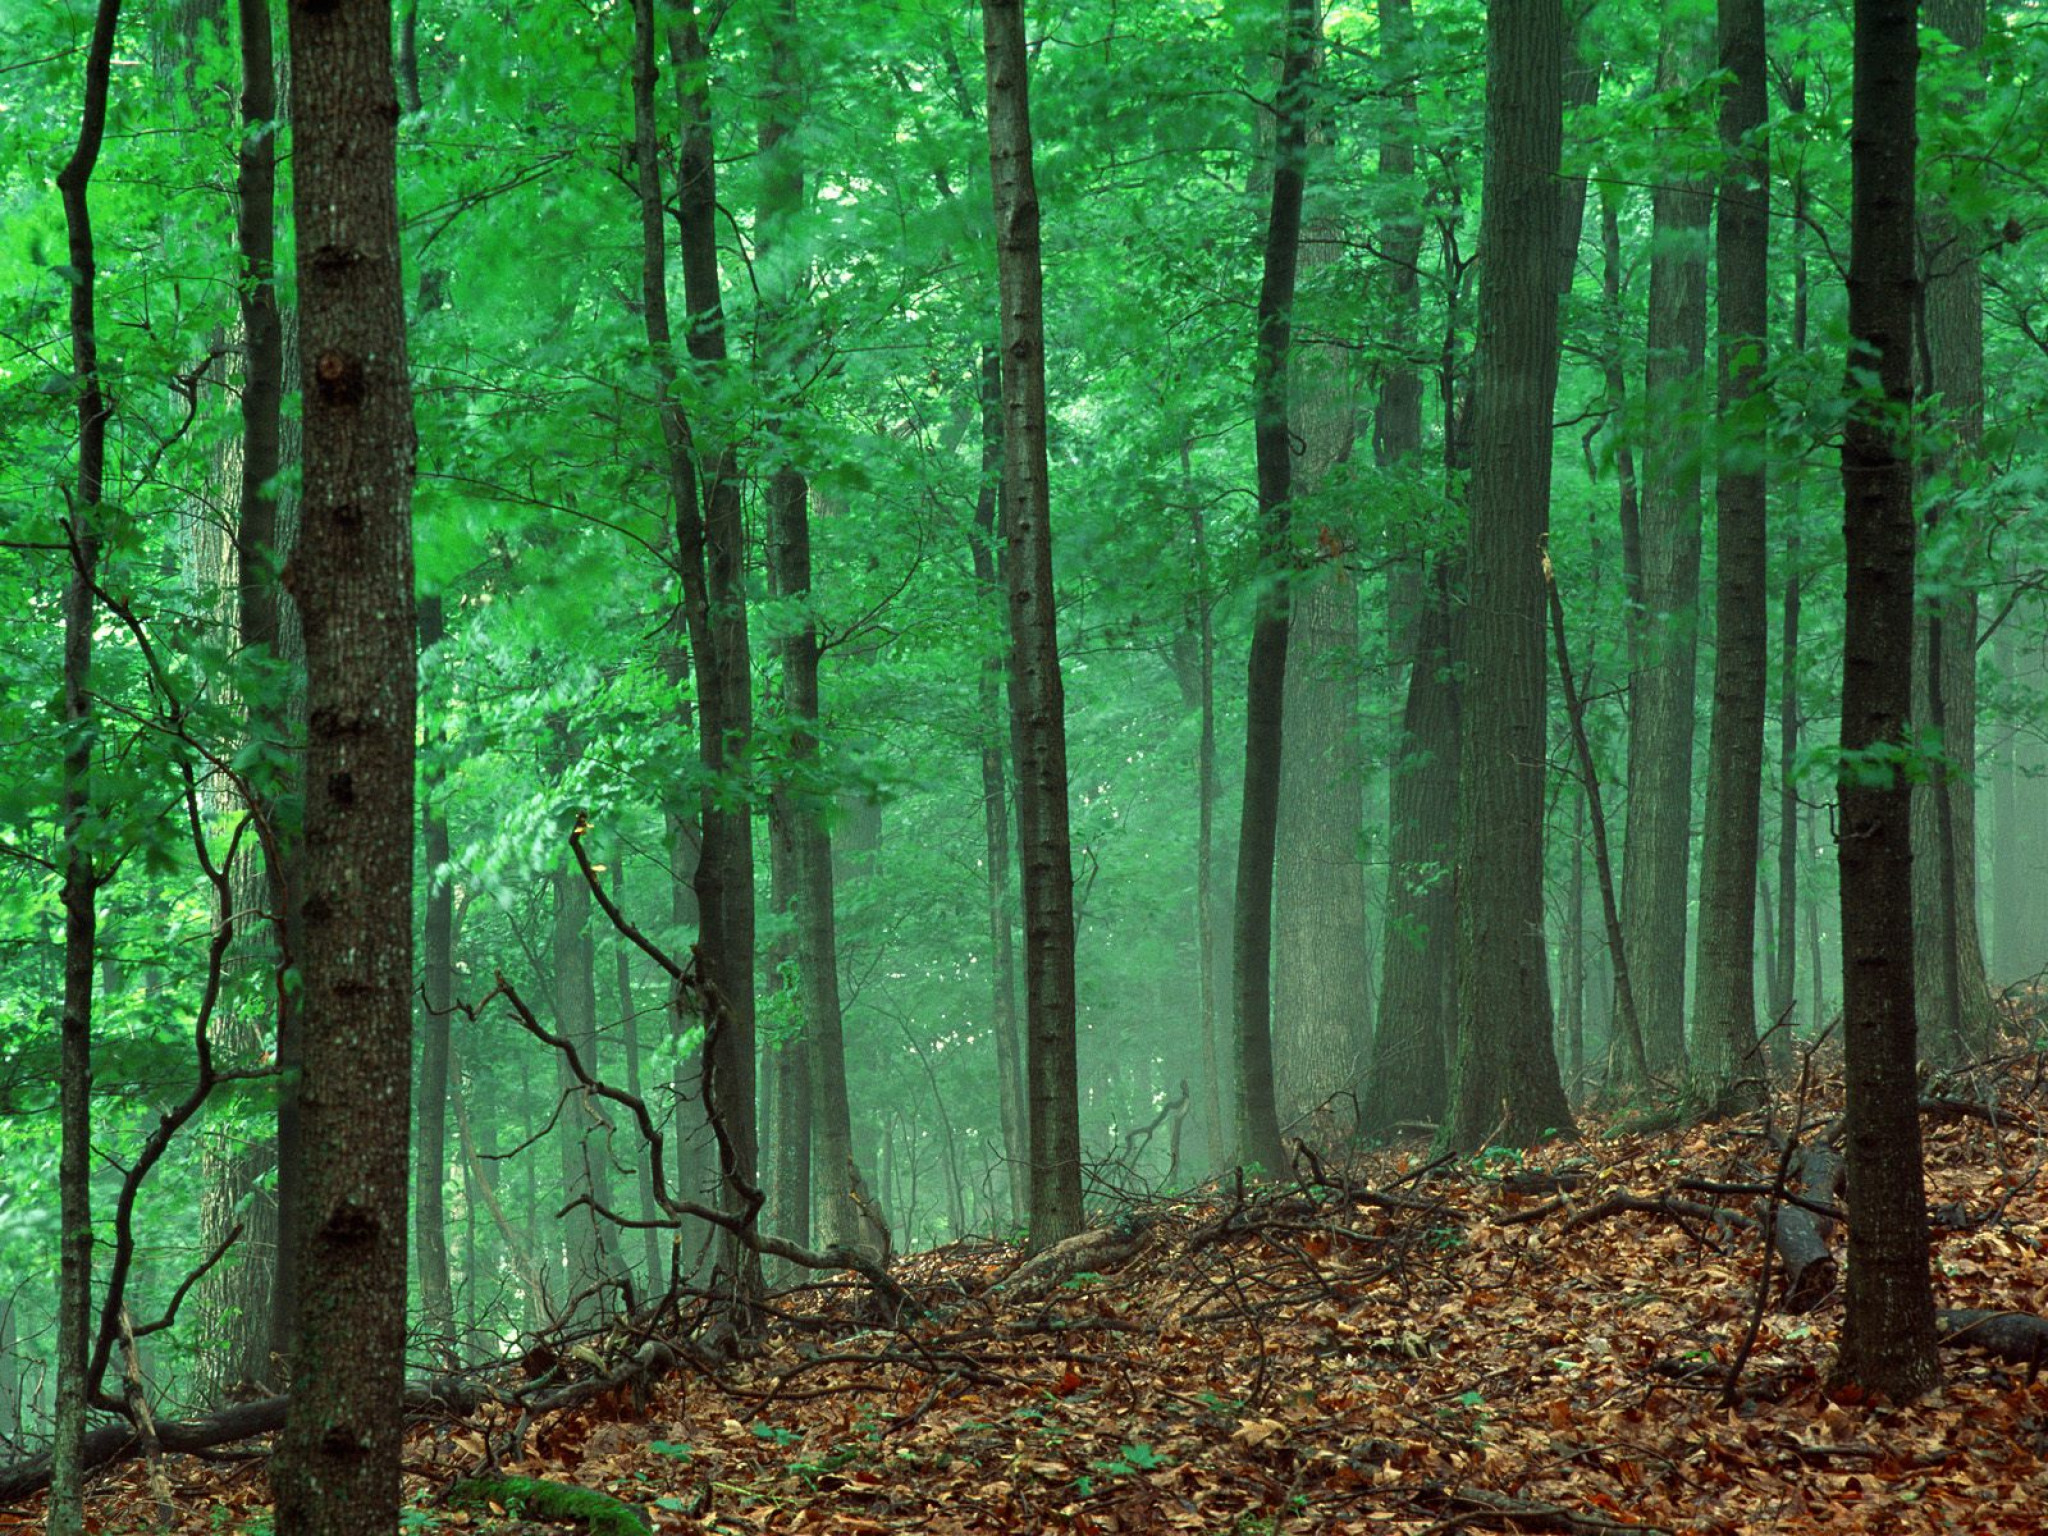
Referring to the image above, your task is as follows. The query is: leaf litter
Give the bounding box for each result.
[64,1048,2048,1535]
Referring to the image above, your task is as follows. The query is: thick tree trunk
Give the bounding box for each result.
[1272,64,1368,1143]
[1231,0,1314,1178]
[1622,9,1712,1080]
[50,9,120,1529]
[1829,0,1940,1402]
[1689,0,1770,1112]
[271,0,419,1527]
[1364,0,1455,1136]
[1367,567,1459,1132]
[983,0,1085,1246]
[1274,557,1369,1142]
[1440,0,1575,1152]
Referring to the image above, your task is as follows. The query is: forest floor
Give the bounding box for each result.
[42,1046,2048,1535]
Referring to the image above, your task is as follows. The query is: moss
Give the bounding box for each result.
[445,1475,650,1536]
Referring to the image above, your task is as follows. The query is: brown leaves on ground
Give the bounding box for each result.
[78,1050,2048,1535]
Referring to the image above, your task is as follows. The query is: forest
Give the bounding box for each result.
[4,0,2048,1530]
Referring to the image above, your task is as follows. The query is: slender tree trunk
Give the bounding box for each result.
[756,0,866,1261]
[553,776,618,1323]
[1546,559,1649,1084]
[612,853,662,1285]
[763,808,810,1264]
[1829,0,1940,1402]
[1913,0,1995,1062]
[981,0,1085,1246]
[971,350,1030,1221]
[1231,0,1315,1178]
[1566,790,1587,1097]
[1622,8,1712,1080]
[414,597,456,1352]
[1689,0,1770,1112]
[1440,0,1575,1152]
[272,0,419,1525]
[666,4,762,1304]
[629,0,759,1301]
[51,8,121,1527]
[1780,127,1814,1033]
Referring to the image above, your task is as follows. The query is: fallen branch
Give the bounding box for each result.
[1937,1308,2048,1377]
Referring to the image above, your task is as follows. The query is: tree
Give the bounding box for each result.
[970,348,1030,1220]
[1441,0,1575,1153]
[669,2,763,1302]
[1622,2,1713,1081]
[1688,0,1769,1112]
[1231,0,1316,1178]
[1829,0,1940,1402]
[1365,0,1456,1136]
[49,4,121,1531]
[627,0,761,1300]
[415,596,456,1349]
[269,0,419,1530]
[983,0,1084,1246]
[1912,0,1996,1064]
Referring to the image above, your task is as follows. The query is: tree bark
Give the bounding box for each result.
[271,0,419,1527]
[1912,0,1996,1063]
[756,10,867,1258]
[1829,0,1940,1402]
[50,5,121,1528]
[971,349,1030,1221]
[982,0,1085,1245]
[415,596,456,1351]
[1440,0,1575,1153]
[1231,0,1315,1178]
[1689,0,1770,1112]
[628,0,759,1302]
[1364,0,1455,1136]
[1622,8,1712,1080]
[666,3,763,1305]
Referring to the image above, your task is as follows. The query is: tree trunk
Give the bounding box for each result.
[629,0,759,1303]
[1829,0,1940,1402]
[1440,0,1575,1153]
[1230,0,1315,1178]
[982,0,1085,1246]
[1274,556,1369,1142]
[1367,565,1459,1133]
[1622,9,1712,1080]
[50,7,120,1527]
[1272,128,1367,1141]
[1912,0,1996,1063]
[553,776,618,1323]
[756,0,866,1262]
[1364,0,1455,1136]
[971,349,1030,1222]
[666,4,762,1305]
[1689,0,1769,1112]
[611,853,662,1286]
[415,597,456,1352]
[271,0,419,1526]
